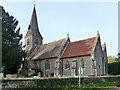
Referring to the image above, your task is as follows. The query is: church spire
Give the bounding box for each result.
[25,5,43,39]
[25,5,43,52]
[29,5,38,31]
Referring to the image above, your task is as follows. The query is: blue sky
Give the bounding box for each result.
[1,2,118,57]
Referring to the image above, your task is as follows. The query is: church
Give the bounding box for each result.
[22,6,108,77]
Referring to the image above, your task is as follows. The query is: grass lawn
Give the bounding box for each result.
[79,81,118,88]
[20,81,120,89]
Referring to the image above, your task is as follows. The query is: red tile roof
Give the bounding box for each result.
[61,37,96,58]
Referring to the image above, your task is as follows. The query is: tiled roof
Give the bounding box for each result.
[61,37,96,58]
[25,6,43,38]
[29,38,68,60]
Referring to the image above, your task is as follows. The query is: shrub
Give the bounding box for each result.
[108,62,120,75]
[116,81,120,87]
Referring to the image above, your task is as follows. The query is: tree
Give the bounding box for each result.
[2,7,25,77]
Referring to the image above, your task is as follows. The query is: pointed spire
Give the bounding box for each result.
[25,5,43,39]
[29,5,38,31]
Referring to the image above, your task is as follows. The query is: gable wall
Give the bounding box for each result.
[94,37,103,76]
[102,48,108,75]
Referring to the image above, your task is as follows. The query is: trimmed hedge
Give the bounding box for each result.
[34,78,79,88]
[2,76,120,88]
[108,62,120,75]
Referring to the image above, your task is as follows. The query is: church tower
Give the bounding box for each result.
[25,5,43,53]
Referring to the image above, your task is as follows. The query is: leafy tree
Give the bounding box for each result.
[2,7,25,77]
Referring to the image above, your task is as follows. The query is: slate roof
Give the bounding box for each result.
[29,38,68,60]
[25,29,43,38]
[25,6,43,38]
[61,37,96,58]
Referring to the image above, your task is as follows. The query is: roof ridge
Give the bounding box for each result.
[29,37,68,60]
[42,38,67,45]
[71,36,96,43]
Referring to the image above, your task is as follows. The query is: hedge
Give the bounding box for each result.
[108,62,120,75]
[2,76,120,88]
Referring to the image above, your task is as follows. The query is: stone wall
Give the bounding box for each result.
[94,36,103,76]
[2,76,120,89]
[62,56,93,77]
[38,58,57,76]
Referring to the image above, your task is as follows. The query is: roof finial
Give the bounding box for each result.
[67,34,69,38]
[97,31,99,35]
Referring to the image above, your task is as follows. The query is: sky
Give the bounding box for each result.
[1,2,118,57]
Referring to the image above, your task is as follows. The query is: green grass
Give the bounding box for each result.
[20,81,119,89]
[63,81,118,88]
[81,81,117,88]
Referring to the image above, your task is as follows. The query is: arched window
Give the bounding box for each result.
[45,61,50,70]
[72,60,76,68]
[81,59,84,68]
[65,61,70,70]
[27,39,29,45]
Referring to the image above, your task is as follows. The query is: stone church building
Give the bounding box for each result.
[22,6,108,77]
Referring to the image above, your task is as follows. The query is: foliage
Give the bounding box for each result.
[19,77,120,88]
[2,76,120,89]
[115,57,120,62]
[81,81,117,88]
[116,80,120,87]
[2,7,25,77]
[107,56,117,63]
[21,81,118,89]
[108,61,120,75]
